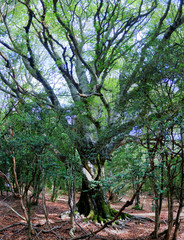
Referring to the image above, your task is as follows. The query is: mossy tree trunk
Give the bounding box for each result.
[77,156,112,221]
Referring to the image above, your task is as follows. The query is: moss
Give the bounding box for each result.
[109,208,126,220]
[94,188,112,219]
[110,208,118,216]
[78,178,116,222]
[83,218,88,222]
[132,204,143,210]
[87,210,95,219]
[85,210,98,223]
[110,208,134,220]
[98,215,104,224]
[122,212,134,219]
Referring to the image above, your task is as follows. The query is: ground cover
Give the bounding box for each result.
[0,193,183,240]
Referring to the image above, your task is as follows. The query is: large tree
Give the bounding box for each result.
[0,0,184,220]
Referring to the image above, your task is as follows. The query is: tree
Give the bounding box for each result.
[0,0,184,220]
[137,50,184,239]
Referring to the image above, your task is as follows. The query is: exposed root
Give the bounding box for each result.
[0,222,27,232]
[35,224,65,239]
[69,224,76,238]
[123,212,154,222]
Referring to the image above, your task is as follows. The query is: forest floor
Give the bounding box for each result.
[0,192,184,240]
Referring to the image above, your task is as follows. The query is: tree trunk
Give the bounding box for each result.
[172,129,184,240]
[134,188,141,208]
[68,172,76,237]
[165,191,173,240]
[153,191,160,239]
[172,201,183,240]
[77,158,112,221]
[41,171,49,228]
[51,178,58,202]
[108,187,119,202]
[165,178,174,240]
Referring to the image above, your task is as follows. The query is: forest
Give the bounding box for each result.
[0,0,184,239]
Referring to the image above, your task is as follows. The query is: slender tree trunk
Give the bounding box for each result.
[12,157,35,237]
[68,174,76,237]
[153,157,165,239]
[41,171,49,228]
[166,190,174,240]
[51,178,58,202]
[31,171,42,205]
[146,130,161,238]
[153,189,160,239]
[165,161,174,240]
[172,129,184,240]
[159,158,164,214]
[135,184,141,208]
[108,187,119,202]
[172,202,183,240]
[26,200,33,240]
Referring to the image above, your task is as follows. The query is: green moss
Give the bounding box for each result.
[132,205,143,210]
[87,210,95,219]
[98,215,104,224]
[85,210,98,223]
[110,208,134,220]
[110,208,118,215]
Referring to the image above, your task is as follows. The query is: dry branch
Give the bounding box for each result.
[0,201,26,221]
[0,170,14,194]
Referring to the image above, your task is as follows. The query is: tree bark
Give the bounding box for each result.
[172,128,184,240]
[77,157,112,221]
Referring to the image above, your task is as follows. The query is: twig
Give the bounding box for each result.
[11,226,27,236]
[73,214,88,234]
[0,222,27,232]
[42,225,64,232]
[35,224,65,238]
[51,230,63,239]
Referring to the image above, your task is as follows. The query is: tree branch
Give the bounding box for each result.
[0,202,26,221]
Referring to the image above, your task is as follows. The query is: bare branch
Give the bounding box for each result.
[0,171,15,193]
[53,0,98,83]
[0,202,26,221]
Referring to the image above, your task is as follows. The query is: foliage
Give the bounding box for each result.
[0,102,73,202]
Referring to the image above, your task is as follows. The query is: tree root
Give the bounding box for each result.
[0,222,66,240]
[149,229,168,239]
[35,224,65,239]
[123,212,154,222]
[158,229,168,238]
[0,222,27,232]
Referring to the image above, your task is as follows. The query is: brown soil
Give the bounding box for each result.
[0,192,183,240]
